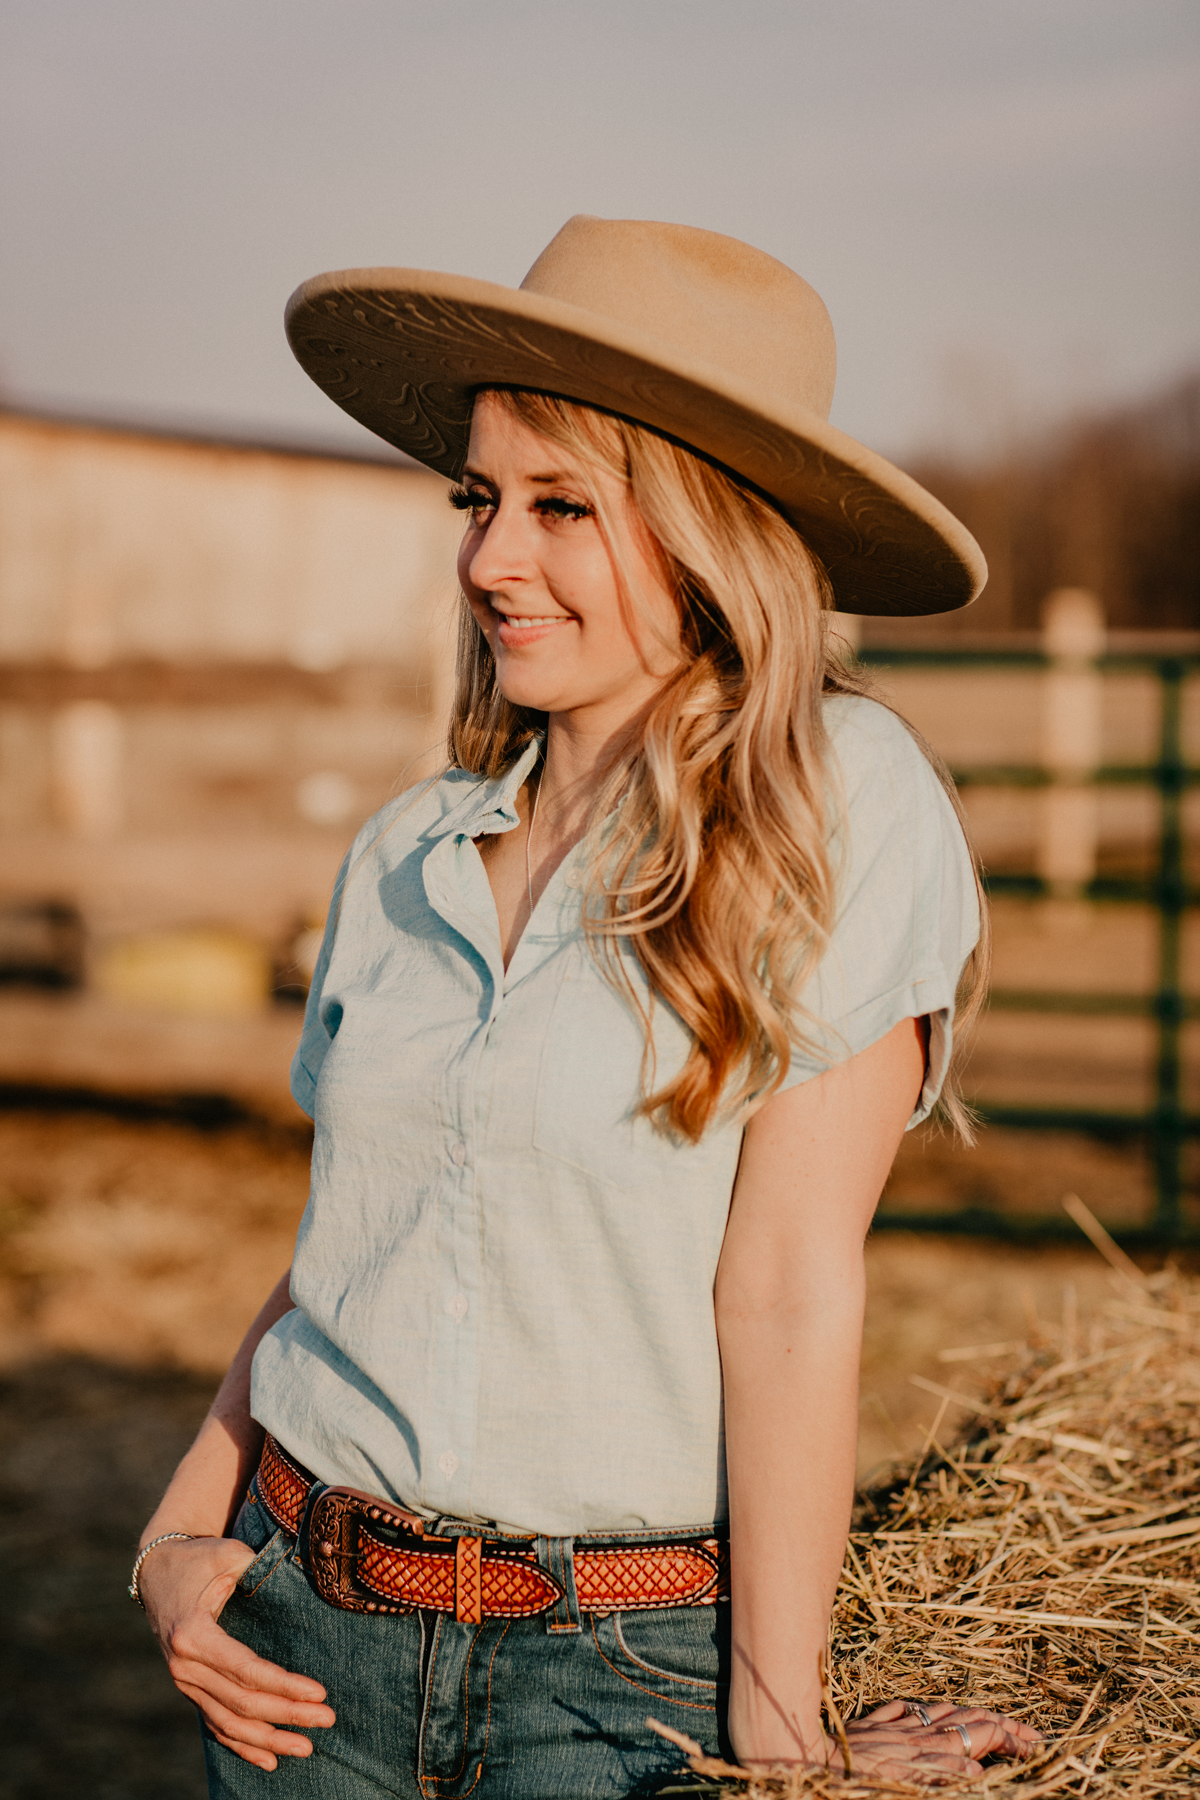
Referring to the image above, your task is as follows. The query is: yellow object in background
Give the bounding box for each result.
[93,929,272,1017]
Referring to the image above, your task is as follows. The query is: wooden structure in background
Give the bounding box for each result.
[0,410,461,945]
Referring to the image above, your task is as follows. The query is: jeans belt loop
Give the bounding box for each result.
[535,1534,581,1634]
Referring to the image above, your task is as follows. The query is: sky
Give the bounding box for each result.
[2,0,1198,464]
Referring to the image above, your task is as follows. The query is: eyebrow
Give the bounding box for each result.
[462,465,573,486]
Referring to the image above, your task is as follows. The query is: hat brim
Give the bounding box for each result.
[285,268,985,618]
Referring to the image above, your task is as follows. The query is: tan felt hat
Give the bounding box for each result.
[285,215,985,617]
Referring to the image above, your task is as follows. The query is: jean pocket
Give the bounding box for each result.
[236,1528,294,1597]
[592,1607,723,1706]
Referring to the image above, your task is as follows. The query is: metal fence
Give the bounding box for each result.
[859,644,1200,1249]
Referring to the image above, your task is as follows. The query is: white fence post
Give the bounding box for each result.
[1037,587,1105,899]
[49,700,124,839]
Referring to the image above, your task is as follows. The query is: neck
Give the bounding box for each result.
[538,707,639,840]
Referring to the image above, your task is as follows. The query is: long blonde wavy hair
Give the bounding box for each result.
[449,388,989,1143]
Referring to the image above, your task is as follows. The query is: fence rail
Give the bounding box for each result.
[859,643,1200,1247]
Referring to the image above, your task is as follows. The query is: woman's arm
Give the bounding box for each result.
[142,1269,293,1545]
[137,1270,336,1772]
[717,1020,1037,1778]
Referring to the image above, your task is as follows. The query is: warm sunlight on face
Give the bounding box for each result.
[455,392,683,731]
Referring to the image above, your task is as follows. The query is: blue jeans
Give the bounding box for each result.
[203,1489,729,1799]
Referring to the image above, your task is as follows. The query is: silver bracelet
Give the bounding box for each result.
[128,1532,195,1608]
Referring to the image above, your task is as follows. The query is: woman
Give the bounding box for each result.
[135,217,1040,1796]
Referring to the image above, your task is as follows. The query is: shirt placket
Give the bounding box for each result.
[419,825,511,1514]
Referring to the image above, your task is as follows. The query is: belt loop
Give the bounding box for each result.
[536,1535,580,1634]
[455,1536,484,1624]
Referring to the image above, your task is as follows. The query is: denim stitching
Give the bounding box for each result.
[457,1622,509,1799]
[587,1615,717,1713]
[422,1622,509,1798]
[239,1529,293,1598]
[420,1619,479,1794]
[417,1616,443,1799]
[612,1613,720,1690]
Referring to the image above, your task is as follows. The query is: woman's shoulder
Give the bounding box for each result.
[820,692,939,795]
[818,692,970,887]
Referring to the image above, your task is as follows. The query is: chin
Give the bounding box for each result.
[495,684,564,713]
[492,665,576,714]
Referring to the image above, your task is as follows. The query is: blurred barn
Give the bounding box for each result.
[0,410,460,1117]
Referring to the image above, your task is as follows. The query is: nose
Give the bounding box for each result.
[461,498,535,597]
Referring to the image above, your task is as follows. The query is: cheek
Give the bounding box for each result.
[456,535,479,597]
[465,596,494,647]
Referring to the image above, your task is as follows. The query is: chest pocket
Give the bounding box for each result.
[532,962,735,1193]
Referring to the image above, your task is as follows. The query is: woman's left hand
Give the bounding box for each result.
[831,1699,1043,1780]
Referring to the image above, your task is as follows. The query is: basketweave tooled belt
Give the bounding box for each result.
[254,1434,728,1623]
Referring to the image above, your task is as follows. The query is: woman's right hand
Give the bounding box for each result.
[139,1536,336,1772]
[830,1700,1042,1782]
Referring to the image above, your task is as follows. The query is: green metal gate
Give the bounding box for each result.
[859,646,1200,1249]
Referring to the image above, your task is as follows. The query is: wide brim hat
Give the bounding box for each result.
[285,215,985,617]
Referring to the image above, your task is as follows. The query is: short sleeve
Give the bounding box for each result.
[290,849,351,1118]
[778,696,980,1128]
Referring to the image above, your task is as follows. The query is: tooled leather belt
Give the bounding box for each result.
[254,1434,728,1623]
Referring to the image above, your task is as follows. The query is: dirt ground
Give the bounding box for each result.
[0,1105,1173,1798]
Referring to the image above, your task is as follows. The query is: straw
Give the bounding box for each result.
[1059,1195,1149,1289]
[659,1243,1200,1799]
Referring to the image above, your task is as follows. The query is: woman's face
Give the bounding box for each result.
[456,392,683,727]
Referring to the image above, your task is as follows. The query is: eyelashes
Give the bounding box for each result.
[536,496,594,522]
[448,484,489,513]
[448,486,594,524]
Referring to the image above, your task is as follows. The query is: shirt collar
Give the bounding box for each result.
[427,735,544,840]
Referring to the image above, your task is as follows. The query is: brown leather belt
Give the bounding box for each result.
[253,1434,727,1623]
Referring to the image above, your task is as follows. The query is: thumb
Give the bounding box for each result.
[200,1542,259,1619]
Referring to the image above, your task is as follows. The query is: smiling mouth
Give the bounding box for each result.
[495,612,572,630]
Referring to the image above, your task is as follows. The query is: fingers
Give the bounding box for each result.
[188,1689,321,1772]
[168,1617,335,1718]
[138,1534,337,1768]
[869,1700,1043,1755]
[165,1613,335,1765]
[933,1706,1043,1760]
[856,1698,910,1724]
[847,1702,1042,1776]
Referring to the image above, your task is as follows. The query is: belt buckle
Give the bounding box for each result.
[307,1488,564,1620]
[308,1486,429,1614]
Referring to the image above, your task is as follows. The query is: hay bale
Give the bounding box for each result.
[662,1250,1200,1796]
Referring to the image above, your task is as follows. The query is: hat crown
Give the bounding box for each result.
[520,215,837,424]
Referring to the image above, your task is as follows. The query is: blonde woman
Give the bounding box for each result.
[135,218,1040,1797]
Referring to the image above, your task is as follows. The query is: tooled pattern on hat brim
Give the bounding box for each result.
[289,284,979,617]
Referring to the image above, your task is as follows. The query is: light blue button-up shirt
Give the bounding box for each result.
[251,695,979,1537]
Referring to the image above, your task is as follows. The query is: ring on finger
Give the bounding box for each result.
[902,1701,933,1727]
[942,1723,973,1755]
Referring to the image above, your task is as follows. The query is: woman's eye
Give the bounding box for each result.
[534,496,593,523]
[448,485,496,520]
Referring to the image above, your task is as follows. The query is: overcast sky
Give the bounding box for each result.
[2,0,1197,463]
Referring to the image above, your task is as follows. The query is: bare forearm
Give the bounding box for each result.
[141,1270,294,1547]
[718,1270,865,1763]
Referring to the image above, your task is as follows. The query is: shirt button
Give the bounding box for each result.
[450,1142,467,1167]
[437,1450,460,1477]
[445,1293,469,1323]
